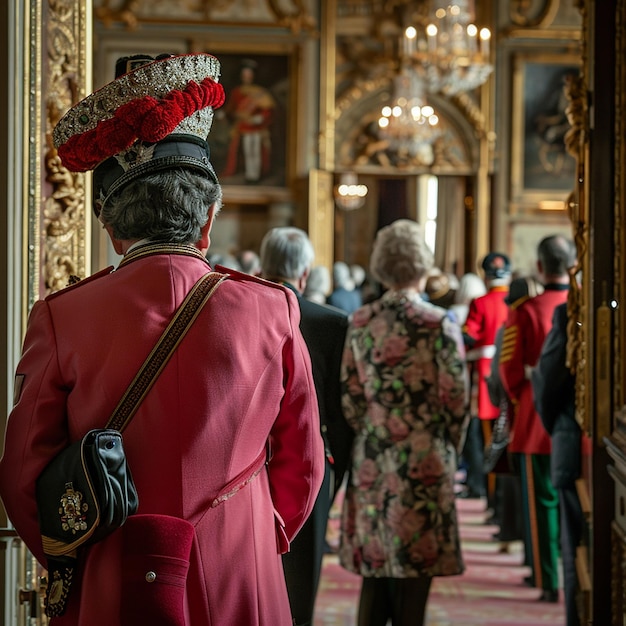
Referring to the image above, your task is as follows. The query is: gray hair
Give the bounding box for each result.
[237,250,261,275]
[537,235,577,277]
[259,227,315,281]
[333,261,355,290]
[370,219,434,288]
[350,263,366,288]
[303,265,331,298]
[100,169,222,243]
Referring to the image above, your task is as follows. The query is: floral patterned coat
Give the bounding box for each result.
[339,289,469,579]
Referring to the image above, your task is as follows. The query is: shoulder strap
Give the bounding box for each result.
[106,271,226,432]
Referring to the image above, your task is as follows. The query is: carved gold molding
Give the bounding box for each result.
[510,0,562,28]
[562,1,590,434]
[266,0,316,33]
[42,0,91,296]
[335,75,488,140]
[563,71,588,431]
[334,75,483,174]
[94,0,316,33]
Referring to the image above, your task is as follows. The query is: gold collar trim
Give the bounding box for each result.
[118,242,209,269]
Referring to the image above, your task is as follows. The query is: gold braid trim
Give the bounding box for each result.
[118,242,209,269]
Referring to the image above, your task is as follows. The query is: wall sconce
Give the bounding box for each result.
[334,172,368,211]
[539,200,566,211]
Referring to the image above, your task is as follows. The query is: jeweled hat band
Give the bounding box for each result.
[93,134,218,213]
[52,53,225,214]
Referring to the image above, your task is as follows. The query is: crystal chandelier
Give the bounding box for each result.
[377,66,441,166]
[403,0,493,96]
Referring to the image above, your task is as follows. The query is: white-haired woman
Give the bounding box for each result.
[339,219,469,626]
[449,272,487,325]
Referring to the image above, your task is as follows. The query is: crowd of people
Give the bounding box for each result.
[0,52,586,626]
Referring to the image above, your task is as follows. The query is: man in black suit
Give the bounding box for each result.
[531,302,586,625]
[260,226,352,626]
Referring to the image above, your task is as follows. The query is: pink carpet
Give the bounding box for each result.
[315,495,565,625]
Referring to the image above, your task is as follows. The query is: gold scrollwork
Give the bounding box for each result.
[563,72,586,381]
[560,2,590,435]
[334,74,484,174]
[95,0,140,29]
[510,0,559,28]
[44,0,89,295]
[94,0,316,32]
[266,0,316,34]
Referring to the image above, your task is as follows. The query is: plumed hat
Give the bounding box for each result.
[52,53,225,215]
[481,252,512,280]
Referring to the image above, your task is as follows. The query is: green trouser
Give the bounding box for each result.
[520,452,561,591]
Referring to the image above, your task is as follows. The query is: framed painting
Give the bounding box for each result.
[203,50,292,189]
[508,219,574,276]
[510,52,581,206]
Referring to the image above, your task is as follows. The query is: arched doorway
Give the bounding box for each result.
[332,70,485,276]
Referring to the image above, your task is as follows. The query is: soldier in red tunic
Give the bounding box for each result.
[459,252,511,499]
[500,234,577,603]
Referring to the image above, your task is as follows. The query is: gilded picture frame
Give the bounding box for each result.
[510,52,581,207]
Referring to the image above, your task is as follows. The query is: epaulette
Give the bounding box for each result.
[509,294,530,310]
[213,265,288,292]
[45,266,114,301]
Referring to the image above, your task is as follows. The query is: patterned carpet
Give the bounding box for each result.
[314,496,565,625]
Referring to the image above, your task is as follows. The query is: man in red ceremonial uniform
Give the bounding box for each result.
[460,252,511,498]
[0,53,324,626]
[499,234,577,603]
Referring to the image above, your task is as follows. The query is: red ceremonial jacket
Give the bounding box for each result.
[463,286,509,419]
[0,245,325,626]
[499,285,570,454]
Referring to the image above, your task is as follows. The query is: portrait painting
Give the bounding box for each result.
[508,220,574,276]
[511,53,580,204]
[208,52,290,188]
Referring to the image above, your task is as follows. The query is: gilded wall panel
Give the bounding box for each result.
[93,0,316,32]
[500,0,582,31]
[42,0,91,296]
